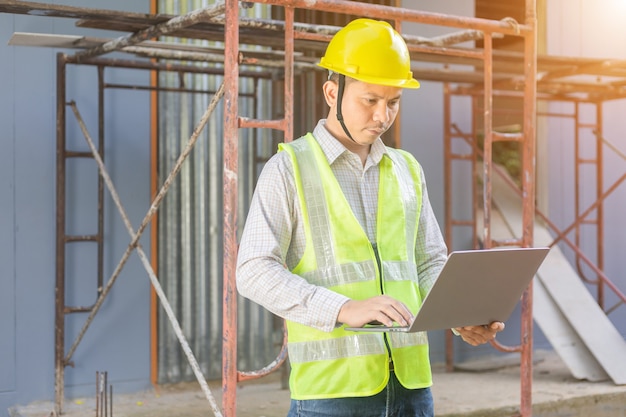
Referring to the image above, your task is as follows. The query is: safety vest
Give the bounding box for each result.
[279,133,432,400]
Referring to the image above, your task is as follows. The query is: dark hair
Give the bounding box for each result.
[327,71,355,85]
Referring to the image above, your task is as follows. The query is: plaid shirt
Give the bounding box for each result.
[236,120,447,332]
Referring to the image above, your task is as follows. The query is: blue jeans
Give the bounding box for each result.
[286,371,434,417]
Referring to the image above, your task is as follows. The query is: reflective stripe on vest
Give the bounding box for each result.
[279,134,432,400]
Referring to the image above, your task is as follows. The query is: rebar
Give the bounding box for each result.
[95,371,112,417]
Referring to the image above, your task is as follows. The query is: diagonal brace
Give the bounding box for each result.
[64,82,225,417]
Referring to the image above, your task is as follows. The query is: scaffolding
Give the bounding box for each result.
[2,0,626,416]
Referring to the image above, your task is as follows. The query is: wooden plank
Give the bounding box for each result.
[535,241,626,384]
[8,32,106,48]
[75,18,290,48]
[534,277,609,382]
[491,169,626,385]
[0,0,158,23]
[7,32,306,62]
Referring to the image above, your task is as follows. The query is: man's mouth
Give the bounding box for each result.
[367,126,386,135]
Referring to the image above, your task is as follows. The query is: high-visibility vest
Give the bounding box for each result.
[279,133,432,400]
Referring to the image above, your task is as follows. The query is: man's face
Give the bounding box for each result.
[324,77,403,149]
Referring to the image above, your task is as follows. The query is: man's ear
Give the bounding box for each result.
[322,80,338,108]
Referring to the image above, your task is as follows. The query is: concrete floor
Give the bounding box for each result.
[12,350,626,417]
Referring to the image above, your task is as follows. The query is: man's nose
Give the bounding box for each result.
[373,102,391,124]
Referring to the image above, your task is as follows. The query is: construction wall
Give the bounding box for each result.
[546,0,626,335]
[0,0,153,413]
[0,11,16,406]
[7,0,622,413]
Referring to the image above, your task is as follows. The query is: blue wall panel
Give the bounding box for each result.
[0,13,17,395]
[0,1,152,414]
[12,14,57,408]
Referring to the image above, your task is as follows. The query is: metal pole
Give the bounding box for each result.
[442,83,455,373]
[520,1,538,415]
[72,2,226,61]
[482,32,493,249]
[471,97,479,251]
[222,0,240,415]
[595,102,605,308]
[283,6,294,142]
[54,52,67,416]
[97,65,105,299]
[252,0,532,35]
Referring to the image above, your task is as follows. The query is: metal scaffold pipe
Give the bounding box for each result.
[62,85,226,417]
[72,1,226,61]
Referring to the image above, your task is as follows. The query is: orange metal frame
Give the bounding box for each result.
[5,0,626,416]
[221,1,536,416]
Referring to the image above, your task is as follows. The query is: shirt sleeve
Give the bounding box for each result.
[414,165,449,300]
[236,152,350,333]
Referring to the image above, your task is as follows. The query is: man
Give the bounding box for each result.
[236,18,504,417]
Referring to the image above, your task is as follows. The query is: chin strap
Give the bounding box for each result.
[336,74,356,143]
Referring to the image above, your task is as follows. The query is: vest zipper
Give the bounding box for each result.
[371,243,393,366]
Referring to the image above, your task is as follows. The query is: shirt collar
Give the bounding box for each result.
[312,119,389,166]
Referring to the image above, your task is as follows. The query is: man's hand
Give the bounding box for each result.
[337,295,413,328]
[454,321,505,346]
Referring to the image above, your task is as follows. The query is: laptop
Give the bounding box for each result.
[345,247,550,333]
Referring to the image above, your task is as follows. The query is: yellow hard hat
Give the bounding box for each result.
[318,18,420,89]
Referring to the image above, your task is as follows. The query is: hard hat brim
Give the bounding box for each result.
[318,63,420,89]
